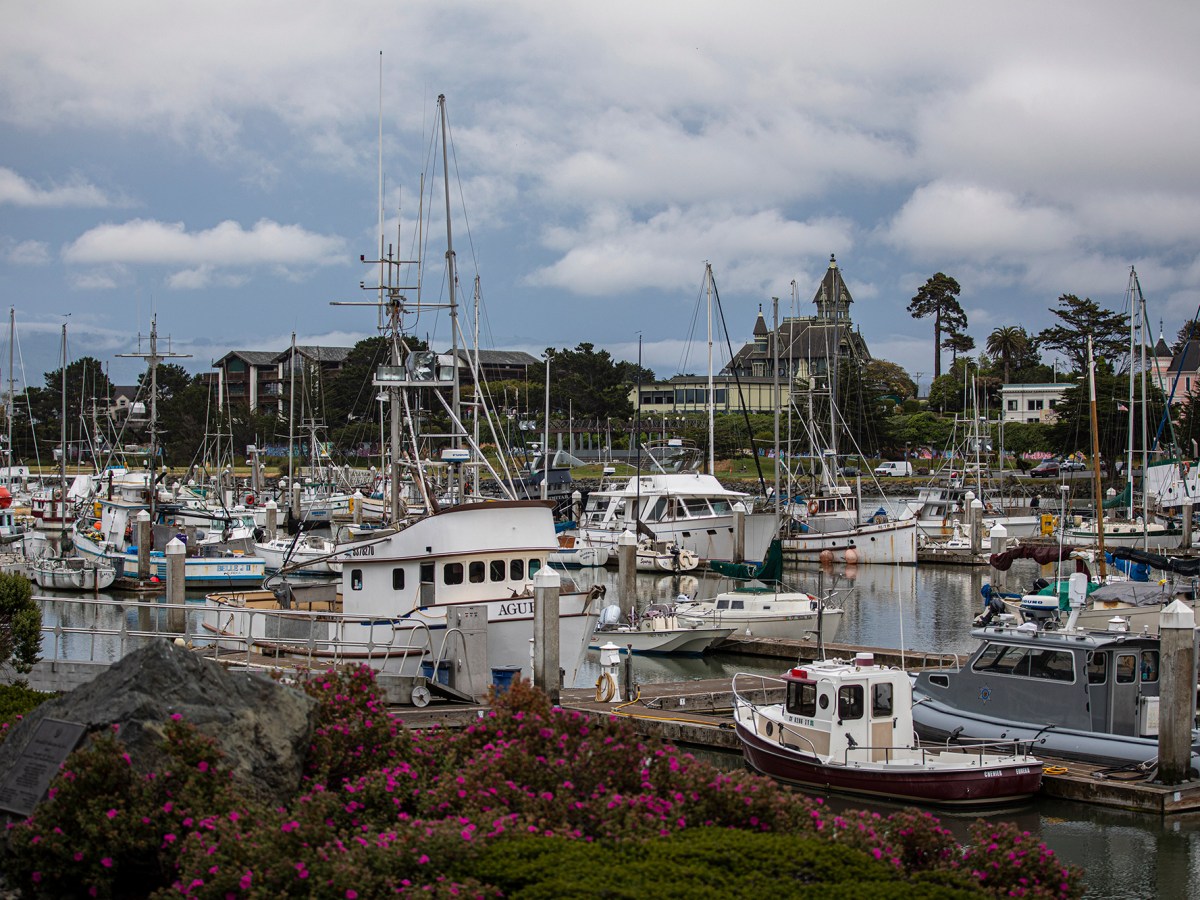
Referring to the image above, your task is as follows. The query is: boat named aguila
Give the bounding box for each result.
[733,653,1042,806]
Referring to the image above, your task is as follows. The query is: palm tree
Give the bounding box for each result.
[986,326,1029,384]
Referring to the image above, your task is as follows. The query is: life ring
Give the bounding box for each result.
[245,494,256,507]
[808,500,819,515]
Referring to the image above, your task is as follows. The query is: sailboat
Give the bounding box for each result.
[72,317,266,586]
[772,265,917,565]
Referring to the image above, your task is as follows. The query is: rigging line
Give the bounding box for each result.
[711,276,768,498]
[673,271,708,377]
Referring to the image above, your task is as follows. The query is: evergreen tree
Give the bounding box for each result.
[907,273,966,380]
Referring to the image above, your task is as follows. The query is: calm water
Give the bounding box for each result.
[563,559,1200,900]
[28,558,1200,899]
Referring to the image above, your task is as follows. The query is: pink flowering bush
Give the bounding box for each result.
[0,666,1083,899]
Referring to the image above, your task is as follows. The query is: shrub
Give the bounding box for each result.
[0,572,41,673]
[0,682,54,747]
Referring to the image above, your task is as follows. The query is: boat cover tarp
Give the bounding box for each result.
[1087,580,1174,607]
[1102,483,1133,510]
[708,538,783,584]
[1110,546,1200,577]
[989,543,1085,571]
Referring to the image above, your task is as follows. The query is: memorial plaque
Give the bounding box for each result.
[0,718,86,818]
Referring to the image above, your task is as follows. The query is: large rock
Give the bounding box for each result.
[0,642,318,802]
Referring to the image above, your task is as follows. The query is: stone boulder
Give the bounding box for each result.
[0,641,318,803]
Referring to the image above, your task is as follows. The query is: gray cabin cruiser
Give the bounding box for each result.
[912,617,1200,771]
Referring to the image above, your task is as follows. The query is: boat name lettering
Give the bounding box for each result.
[498,600,534,617]
[346,545,375,558]
[215,564,253,573]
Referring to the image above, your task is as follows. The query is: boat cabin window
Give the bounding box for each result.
[710,499,732,515]
[872,683,893,718]
[528,559,541,576]
[392,568,404,591]
[510,559,525,580]
[469,561,485,584]
[837,685,864,721]
[684,498,712,517]
[648,498,668,521]
[490,560,505,582]
[1140,651,1159,683]
[1086,652,1107,684]
[420,562,435,584]
[351,569,363,591]
[1116,654,1137,684]
[972,643,1075,681]
[444,563,464,585]
[786,680,817,717]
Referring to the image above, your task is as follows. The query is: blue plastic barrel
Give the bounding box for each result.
[490,664,522,695]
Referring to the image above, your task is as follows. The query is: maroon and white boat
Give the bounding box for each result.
[732,654,1042,807]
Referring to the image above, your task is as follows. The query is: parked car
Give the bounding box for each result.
[1029,459,1060,478]
[1060,458,1087,471]
[874,460,914,477]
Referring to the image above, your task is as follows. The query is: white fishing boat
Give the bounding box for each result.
[207,94,600,682]
[29,556,116,592]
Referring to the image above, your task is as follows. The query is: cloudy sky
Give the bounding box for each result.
[3,1,1199,392]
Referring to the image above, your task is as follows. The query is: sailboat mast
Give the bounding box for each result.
[288,331,296,487]
[59,323,67,505]
[1088,335,1107,580]
[438,95,461,449]
[6,308,13,472]
[706,263,714,475]
[772,295,780,515]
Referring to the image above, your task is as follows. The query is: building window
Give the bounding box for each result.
[752,362,764,377]
[1007,400,1017,411]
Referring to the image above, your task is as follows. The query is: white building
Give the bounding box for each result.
[1000,383,1068,424]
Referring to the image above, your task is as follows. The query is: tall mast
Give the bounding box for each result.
[117,316,190,524]
[771,295,780,516]
[1087,334,1107,580]
[438,95,461,447]
[706,263,714,475]
[59,323,67,503]
[6,308,13,472]
[288,331,296,486]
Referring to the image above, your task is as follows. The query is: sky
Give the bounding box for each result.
[3,1,1200,395]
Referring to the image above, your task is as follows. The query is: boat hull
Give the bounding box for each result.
[75,533,266,585]
[736,720,1042,807]
[781,519,917,565]
[588,625,733,655]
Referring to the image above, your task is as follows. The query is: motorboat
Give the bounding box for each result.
[574,441,775,563]
[635,538,699,572]
[546,532,610,568]
[589,602,733,655]
[29,555,117,592]
[255,532,344,575]
[733,655,1042,806]
[676,582,843,642]
[913,575,1200,769]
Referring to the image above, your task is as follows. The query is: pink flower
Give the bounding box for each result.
[240,872,253,890]
[105,809,118,820]
[170,713,182,721]
[197,761,209,772]
[101,858,113,868]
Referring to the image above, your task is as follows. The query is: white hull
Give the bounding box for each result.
[589,625,733,655]
[30,559,116,592]
[75,532,265,585]
[547,546,611,568]
[255,537,343,574]
[781,519,917,565]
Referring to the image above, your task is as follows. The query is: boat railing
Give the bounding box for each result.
[24,593,435,676]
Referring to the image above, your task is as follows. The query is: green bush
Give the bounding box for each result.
[0,682,54,747]
[0,572,41,673]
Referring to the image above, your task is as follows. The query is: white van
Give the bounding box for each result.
[873,461,913,477]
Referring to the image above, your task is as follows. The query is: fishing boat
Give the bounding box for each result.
[912,574,1200,769]
[29,556,116,592]
[676,582,843,642]
[255,532,344,575]
[732,655,1042,806]
[546,532,610,568]
[590,602,733,655]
